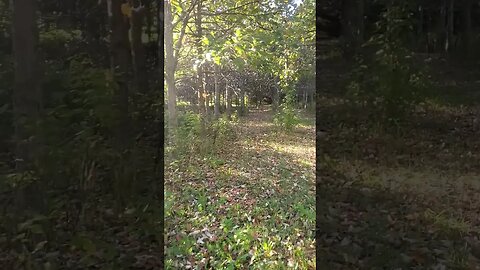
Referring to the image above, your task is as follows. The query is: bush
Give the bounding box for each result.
[274,104,300,131]
[212,115,236,143]
[37,55,116,190]
[347,5,430,125]
[174,111,236,155]
[177,111,202,140]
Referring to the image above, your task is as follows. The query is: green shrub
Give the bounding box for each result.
[274,104,300,131]
[347,4,430,125]
[37,55,115,189]
[174,112,236,154]
[177,111,202,140]
[212,115,236,143]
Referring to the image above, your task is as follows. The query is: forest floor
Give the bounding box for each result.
[165,106,316,269]
[318,49,480,269]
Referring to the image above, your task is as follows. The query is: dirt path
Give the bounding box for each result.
[165,107,315,269]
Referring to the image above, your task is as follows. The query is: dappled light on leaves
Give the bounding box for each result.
[166,107,315,268]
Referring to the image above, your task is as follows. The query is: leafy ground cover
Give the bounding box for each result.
[165,107,315,269]
[317,55,480,269]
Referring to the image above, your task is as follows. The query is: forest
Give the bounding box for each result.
[318,0,480,269]
[0,0,316,269]
[4,0,480,268]
[164,0,315,268]
[0,0,165,268]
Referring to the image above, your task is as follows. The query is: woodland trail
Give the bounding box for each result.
[165,107,315,269]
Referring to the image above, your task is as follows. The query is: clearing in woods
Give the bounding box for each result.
[165,107,315,269]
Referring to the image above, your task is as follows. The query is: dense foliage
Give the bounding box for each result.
[1,1,164,268]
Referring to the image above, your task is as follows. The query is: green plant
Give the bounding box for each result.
[174,112,236,155]
[274,104,299,131]
[212,115,236,143]
[177,111,202,140]
[347,4,430,125]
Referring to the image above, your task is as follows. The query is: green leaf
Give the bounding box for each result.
[235,29,242,38]
[214,56,222,65]
[232,58,245,69]
[234,46,244,56]
[201,36,210,46]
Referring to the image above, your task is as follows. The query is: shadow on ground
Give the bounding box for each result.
[316,95,480,269]
[317,164,479,269]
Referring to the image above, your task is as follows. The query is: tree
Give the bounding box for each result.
[12,0,44,211]
[196,0,206,115]
[445,0,455,53]
[341,0,364,59]
[165,0,197,128]
[165,0,177,128]
[214,64,220,118]
[131,0,148,94]
[461,0,472,57]
[110,0,133,205]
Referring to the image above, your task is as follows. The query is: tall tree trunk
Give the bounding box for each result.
[304,88,308,109]
[356,0,364,47]
[196,0,205,115]
[445,0,455,53]
[165,0,176,129]
[144,0,153,42]
[131,3,148,94]
[156,0,165,266]
[341,0,364,59]
[273,84,280,111]
[461,0,472,57]
[239,88,245,116]
[111,0,133,205]
[309,84,315,110]
[214,64,220,118]
[438,0,447,53]
[417,5,424,51]
[131,2,148,132]
[225,78,232,119]
[111,0,132,146]
[235,95,239,114]
[12,0,44,212]
[204,65,210,115]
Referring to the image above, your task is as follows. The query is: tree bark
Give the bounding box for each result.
[273,84,280,111]
[144,0,153,42]
[12,0,44,212]
[225,78,232,119]
[214,64,220,118]
[461,0,472,57]
[111,0,132,147]
[304,88,308,109]
[341,0,364,59]
[156,0,164,267]
[445,0,455,53]
[417,5,424,51]
[196,0,205,115]
[437,0,447,53]
[131,4,148,94]
[204,65,210,115]
[356,0,364,47]
[239,88,245,116]
[165,0,177,128]
[110,0,133,205]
